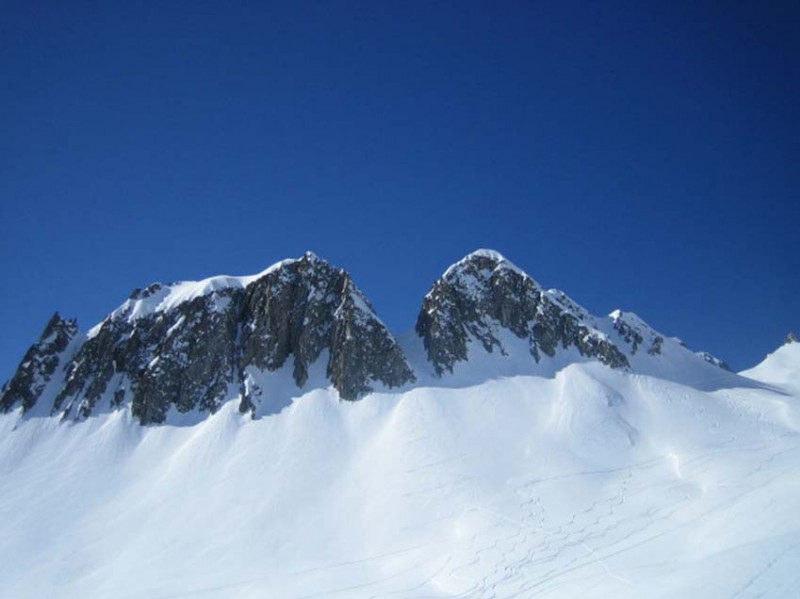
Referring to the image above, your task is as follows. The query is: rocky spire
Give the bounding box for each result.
[0,313,78,413]
[786,332,799,345]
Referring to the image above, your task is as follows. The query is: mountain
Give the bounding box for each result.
[411,250,732,388]
[414,250,629,374]
[1,251,798,598]
[1,252,414,424]
[1,250,730,424]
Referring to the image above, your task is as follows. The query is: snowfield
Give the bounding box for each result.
[1,344,799,598]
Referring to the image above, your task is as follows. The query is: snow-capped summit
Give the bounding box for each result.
[2,249,735,424]
[1,253,414,423]
[415,250,628,375]
[440,248,529,280]
[100,250,325,326]
[412,251,731,383]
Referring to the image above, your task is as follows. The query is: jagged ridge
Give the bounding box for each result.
[415,250,630,375]
[1,249,732,424]
[0,313,78,413]
[2,253,414,424]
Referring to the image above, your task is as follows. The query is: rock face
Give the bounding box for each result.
[7,253,414,424]
[236,254,414,411]
[415,250,629,375]
[696,351,731,371]
[786,332,799,345]
[0,313,78,413]
[54,282,243,423]
[608,310,664,357]
[2,249,733,425]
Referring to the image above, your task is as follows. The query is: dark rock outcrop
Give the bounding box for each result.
[697,351,731,371]
[54,286,243,423]
[609,310,664,357]
[608,310,730,371]
[0,313,78,413]
[237,254,414,409]
[415,250,629,375]
[18,253,414,424]
[2,249,735,426]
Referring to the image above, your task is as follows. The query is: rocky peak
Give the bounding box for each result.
[23,253,414,424]
[786,332,799,345]
[2,250,737,425]
[239,253,414,409]
[415,250,629,375]
[0,313,78,413]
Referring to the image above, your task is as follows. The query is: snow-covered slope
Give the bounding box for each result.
[1,251,798,597]
[741,335,800,395]
[1,358,799,598]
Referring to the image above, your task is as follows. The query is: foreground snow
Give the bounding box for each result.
[1,353,799,598]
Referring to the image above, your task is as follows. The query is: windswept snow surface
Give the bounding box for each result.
[2,357,800,598]
[741,341,800,395]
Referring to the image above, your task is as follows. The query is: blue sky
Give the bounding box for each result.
[1,1,797,379]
